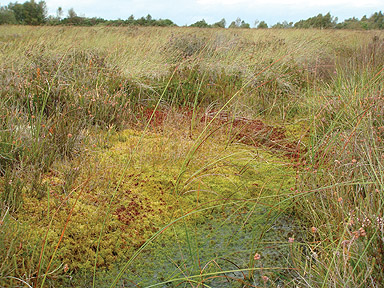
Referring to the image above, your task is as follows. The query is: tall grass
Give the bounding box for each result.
[292,35,384,287]
[1,25,383,287]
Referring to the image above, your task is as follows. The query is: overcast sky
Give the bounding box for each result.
[43,0,384,26]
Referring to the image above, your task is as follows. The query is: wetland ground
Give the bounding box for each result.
[1,26,383,287]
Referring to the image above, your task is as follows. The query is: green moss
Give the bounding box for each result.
[5,125,298,286]
[89,129,296,283]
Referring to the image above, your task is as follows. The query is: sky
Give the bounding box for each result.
[43,0,384,26]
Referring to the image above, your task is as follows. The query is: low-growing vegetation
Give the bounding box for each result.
[0,25,383,287]
[1,0,384,30]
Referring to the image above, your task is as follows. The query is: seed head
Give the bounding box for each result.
[254,253,261,260]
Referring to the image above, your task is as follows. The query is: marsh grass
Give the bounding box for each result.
[1,26,384,287]
[291,37,384,287]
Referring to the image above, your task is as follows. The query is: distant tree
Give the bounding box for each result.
[322,12,337,28]
[126,14,135,25]
[212,18,226,28]
[234,17,241,27]
[228,21,236,28]
[8,0,47,25]
[46,5,62,24]
[136,16,146,25]
[116,14,175,27]
[154,18,175,27]
[190,19,210,28]
[62,8,86,25]
[107,19,124,26]
[294,12,337,29]
[145,14,154,25]
[257,21,268,29]
[83,17,106,26]
[229,17,249,28]
[8,2,24,23]
[370,11,384,29]
[56,6,63,20]
[272,20,293,29]
[285,21,294,28]
[67,8,77,19]
[24,0,46,24]
[336,17,362,29]
[0,6,17,24]
[240,20,250,28]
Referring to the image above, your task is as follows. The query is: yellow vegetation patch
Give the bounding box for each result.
[4,123,297,281]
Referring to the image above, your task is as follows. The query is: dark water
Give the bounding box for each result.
[74,205,304,287]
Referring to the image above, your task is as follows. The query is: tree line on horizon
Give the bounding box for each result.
[0,0,383,30]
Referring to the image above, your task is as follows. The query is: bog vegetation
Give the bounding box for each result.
[0,0,384,29]
[0,24,384,287]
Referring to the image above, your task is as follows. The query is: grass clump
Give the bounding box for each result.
[158,63,243,107]
[291,36,384,287]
